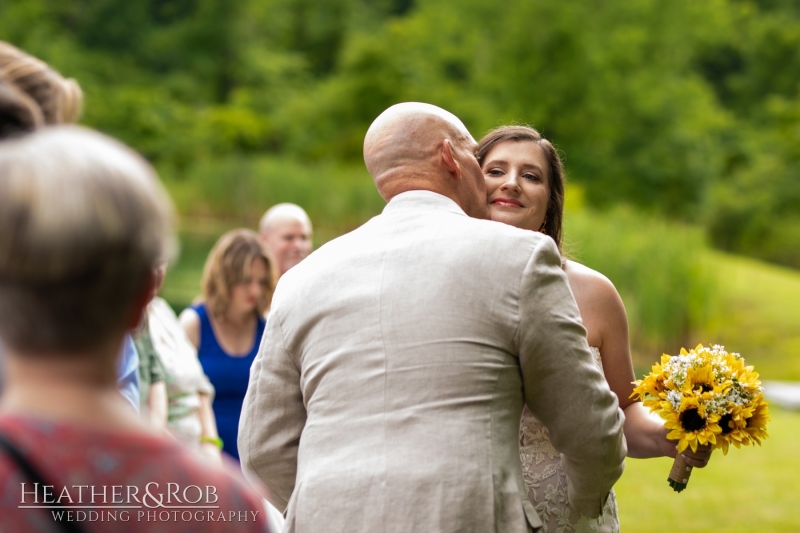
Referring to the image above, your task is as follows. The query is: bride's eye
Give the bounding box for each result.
[486,168,504,177]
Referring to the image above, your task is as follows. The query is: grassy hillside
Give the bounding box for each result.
[700,252,800,380]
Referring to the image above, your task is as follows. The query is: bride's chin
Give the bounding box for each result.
[489,211,524,229]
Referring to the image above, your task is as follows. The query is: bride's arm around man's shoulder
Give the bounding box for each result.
[516,234,627,519]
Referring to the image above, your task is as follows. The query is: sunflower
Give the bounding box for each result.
[735,366,763,392]
[631,374,666,408]
[683,364,730,400]
[716,404,751,455]
[742,397,770,446]
[663,396,722,453]
[631,356,670,405]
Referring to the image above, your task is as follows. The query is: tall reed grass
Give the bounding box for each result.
[564,206,716,371]
[162,155,385,242]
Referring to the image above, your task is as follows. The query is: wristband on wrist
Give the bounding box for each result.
[200,436,223,449]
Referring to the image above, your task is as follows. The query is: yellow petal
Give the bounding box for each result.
[677,439,689,453]
[719,439,729,455]
[667,429,683,440]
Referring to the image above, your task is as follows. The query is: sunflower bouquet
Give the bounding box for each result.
[631,344,770,492]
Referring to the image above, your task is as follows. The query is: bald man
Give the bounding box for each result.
[258,203,313,277]
[239,103,626,532]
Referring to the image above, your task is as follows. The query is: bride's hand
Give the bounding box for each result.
[679,444,712,468]
[657,427,712,467]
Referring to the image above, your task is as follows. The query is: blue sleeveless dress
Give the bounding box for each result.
[191,303,266,461]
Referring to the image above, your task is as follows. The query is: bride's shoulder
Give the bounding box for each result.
[564,259,611,285]
[563,260,622,306]
[564,261,628,347]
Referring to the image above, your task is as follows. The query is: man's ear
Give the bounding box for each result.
[441,139,462,180]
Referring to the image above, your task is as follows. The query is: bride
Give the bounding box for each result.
[476,126,712,532]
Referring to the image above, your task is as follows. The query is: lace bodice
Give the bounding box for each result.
[519,347,619,533]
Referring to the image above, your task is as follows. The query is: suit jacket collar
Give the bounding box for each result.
[383,190,467,217]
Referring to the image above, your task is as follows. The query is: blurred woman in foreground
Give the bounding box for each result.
[0,40,142,411]
[180,229,275,462]
[0,123,267,532]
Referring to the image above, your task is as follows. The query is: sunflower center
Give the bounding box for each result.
[719,413,734,434]
[679,408,707,432]
[694,383,713,393]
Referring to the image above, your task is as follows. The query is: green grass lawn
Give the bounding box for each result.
[616,406,799,532]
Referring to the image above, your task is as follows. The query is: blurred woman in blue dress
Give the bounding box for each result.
[180,229,275,461]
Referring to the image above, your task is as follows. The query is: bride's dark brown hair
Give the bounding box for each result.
[476,126,566,252]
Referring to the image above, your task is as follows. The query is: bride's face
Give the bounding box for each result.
[482,140,550,232]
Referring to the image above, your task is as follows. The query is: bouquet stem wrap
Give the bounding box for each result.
[667,455,692,492]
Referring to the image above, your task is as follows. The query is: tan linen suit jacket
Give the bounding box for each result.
[239,191,626,533]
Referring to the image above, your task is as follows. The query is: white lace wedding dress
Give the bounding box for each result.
[519,347,620,533]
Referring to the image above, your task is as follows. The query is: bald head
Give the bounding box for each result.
[259,203,313,276]
[259,203,312,234]
[363,102,488,218]
[364,103,471,192]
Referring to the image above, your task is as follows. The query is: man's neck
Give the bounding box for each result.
[0,348,146,432]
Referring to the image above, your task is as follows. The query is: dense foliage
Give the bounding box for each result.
[2,0,800,266]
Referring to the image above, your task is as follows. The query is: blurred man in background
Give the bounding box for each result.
[258,203,313,278]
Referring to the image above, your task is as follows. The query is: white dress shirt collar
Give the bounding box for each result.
[382,190,467,217]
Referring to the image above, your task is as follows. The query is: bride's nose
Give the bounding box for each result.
[501,173,521,193]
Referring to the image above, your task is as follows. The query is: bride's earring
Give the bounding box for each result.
[539,220,547,235]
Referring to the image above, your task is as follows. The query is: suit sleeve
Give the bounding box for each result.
[238,307,306,512]
[517,236,627,518]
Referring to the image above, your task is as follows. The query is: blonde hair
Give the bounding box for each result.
[0,41,83,126]
[0,80,43,138]
[0,126,175,353]
[201,229,276,319]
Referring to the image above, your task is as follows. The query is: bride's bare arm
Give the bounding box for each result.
[565,261,710,466]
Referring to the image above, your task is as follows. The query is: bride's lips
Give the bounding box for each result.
[491,197,524,208]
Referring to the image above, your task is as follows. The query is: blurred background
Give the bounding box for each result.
[2,1,798,529]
